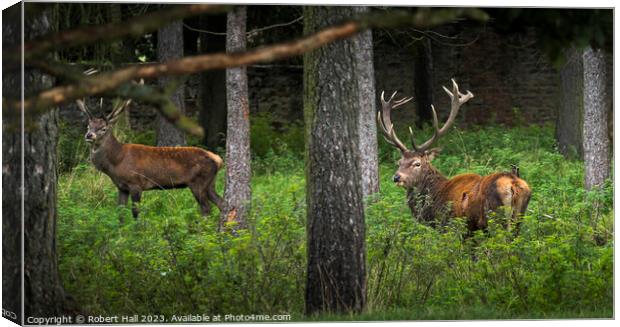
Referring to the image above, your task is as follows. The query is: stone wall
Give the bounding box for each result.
[59,24,611,134]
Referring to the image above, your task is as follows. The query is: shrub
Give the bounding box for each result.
[57,124,613,319]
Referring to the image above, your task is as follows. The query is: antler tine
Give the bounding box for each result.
[414,79,473,152]
[76,99,94,119]
[107,78,142,122]
[377,90,411,152]
[411,105,440,151]
[393,96,413,108]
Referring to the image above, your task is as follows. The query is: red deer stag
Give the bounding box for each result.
[77,97,224,221]
[377,79,531,232]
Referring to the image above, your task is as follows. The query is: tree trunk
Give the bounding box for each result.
[156,20,186,146]
[413,38,434,127]
[222,6,251,229]
[304,6,367,315]
[582,47,610,190]
[3,3,74,320]
[557,48,584,159]
[199,14,227,149]
[108,3,132,131]
[352,6,379,198]
[2,4,24,323]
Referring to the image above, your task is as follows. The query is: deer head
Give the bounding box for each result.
[76,96,132,146]
[378,79,474,188]
[75,69,141,146]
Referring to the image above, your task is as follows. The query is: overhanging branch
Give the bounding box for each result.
[6,4,230,61]
[5,7,488,137]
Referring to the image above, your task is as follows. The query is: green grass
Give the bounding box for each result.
[56,123,613,320]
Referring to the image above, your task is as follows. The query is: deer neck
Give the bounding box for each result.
[411,165,448,198]
[90,133,124,172]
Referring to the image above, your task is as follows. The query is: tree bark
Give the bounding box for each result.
[352,6,379,198]
[557,48,584,158]
[413,38,434,127]
[156,20,186,146]
[3,3,73,320]
[582,47,610,190]
[304,6,367,315]
[222,6,251,229]
[199,14,227,149]
[2,4,24,323]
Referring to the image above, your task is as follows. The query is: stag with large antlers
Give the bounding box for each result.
[77,91,224,221]
[378,79,531,232]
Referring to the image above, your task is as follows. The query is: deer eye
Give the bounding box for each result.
[413,162,421,167]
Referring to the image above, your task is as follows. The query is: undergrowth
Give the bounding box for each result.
[57,123,613,320]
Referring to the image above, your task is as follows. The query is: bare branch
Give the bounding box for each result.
[5,7,488,137]
[10,20,361,116]
[7,4,230,61]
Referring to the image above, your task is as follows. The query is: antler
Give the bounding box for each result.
[377,91,414,153]
[410,79,473,152]
[106,79,143,123]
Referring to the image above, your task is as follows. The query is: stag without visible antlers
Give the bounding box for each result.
[378,79,531,232]
[77,94,224,221]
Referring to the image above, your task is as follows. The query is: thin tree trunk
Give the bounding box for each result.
[583,47,610,190]
[353,6,379,198]
[222,6,251,229]
[413,38,434,127]
[108,3,131,131]
[156,20,186,146]
[557,48,584,159]
[304,6,367,315]
[199,14,227,149]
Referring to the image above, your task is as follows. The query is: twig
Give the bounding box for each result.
[183,15,303,37]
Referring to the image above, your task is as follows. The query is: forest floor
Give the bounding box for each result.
[56,123,613,321]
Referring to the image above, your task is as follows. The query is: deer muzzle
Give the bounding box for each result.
[85,132,96,143]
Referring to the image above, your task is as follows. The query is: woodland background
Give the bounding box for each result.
[1,2,614,322]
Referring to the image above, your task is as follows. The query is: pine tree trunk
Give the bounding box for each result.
[2,5,24,323]
[3,3,73,320]
[304,6,367,315]
[557,48,584,158]
[352,6,379,198]
[199,14,227,149]
[413,38,434,127]
[583,47,610,190]
[222,6,251,229]
[156,20,186,147]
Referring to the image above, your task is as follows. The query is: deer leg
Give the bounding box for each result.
[118,189,129,223]
[189,185,211,217]
[206,180,225,212]
[130,190,142,219]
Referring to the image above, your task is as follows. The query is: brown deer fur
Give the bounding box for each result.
[79,98,224,221]
[399,150,531,231]
[378,80,531,232]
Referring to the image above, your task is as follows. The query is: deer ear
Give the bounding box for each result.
[425,148,441,161]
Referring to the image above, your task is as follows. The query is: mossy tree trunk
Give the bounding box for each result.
[156,20,186,146]
[222,6,251,228]
[303,6,367,315]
